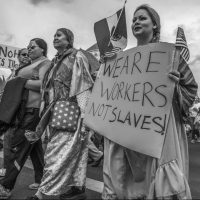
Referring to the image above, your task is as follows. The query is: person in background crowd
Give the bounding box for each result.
[185,123,192,138]
[27,28,93,200]
[191,107,200,143]
[102,4,198,199]
[18,48,31,64]
[91,130,104,151]
[0,72,14,174]
[0,67,12,97]
[0,48,31,178]
[0,39,51,199]
[88,129,103,167]
[14,48,32,77]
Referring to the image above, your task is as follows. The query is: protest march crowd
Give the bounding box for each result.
[0,3,199,200]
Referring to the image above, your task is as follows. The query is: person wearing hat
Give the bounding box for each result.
[102,4,198,200]
[27,28,94,200]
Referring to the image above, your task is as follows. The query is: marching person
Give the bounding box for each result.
[0,49,31,178]
[0,48,31,178]
[13,48,32,77]
[27,28,93,200]
[0,39,51,199]
[102,4,198,199]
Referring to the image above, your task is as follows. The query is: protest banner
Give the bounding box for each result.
[84,42,176,158]
[0,44,20,70]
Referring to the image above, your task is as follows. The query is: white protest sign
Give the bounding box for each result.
[0,44,20,70]
[84,42,176,158]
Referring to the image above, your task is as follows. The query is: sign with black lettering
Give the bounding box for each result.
[84,42,176,158]
[0,44,19,70]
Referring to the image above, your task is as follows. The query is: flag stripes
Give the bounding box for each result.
[175,27,190,62]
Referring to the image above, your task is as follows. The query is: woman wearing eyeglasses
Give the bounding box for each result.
[0,39,51,199]
[17,48,31,67]
[0,48,31,177]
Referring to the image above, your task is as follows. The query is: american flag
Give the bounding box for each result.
[175,27,190,62]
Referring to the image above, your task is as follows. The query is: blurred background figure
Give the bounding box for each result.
[15,48,31,74]
[185,123,192,138]
[0,48,31,177]
[190,107,200,143]
[0,68,12,100]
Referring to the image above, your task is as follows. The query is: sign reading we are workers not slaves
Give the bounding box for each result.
[84,42,176,158]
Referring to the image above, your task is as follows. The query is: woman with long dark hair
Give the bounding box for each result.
[27,28,93,200]
[0,38,51,199]
[102,5,198,200]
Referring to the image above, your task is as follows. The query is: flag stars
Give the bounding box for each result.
[51,101,80,131]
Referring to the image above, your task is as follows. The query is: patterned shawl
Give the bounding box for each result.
[40,48,93,114]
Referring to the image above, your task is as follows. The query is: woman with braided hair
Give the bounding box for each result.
[102,4,198,200]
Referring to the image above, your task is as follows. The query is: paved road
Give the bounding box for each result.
[0,152,103,199]
[0,141,199,199]
[188,141,200,199]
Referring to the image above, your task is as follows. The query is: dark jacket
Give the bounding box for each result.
[0,77,27,125]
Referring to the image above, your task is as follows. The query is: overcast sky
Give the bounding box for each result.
[0,0,200,95]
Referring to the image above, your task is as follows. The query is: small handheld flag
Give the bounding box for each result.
[175,26,190,62]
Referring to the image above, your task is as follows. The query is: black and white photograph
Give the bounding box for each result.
[0,0,199,199]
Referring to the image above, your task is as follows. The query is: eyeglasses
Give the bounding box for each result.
[28,46,39,50]
[20,53,29,57]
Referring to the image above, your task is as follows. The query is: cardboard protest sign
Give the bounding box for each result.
[0,44,19,70]
[84,42,176,158]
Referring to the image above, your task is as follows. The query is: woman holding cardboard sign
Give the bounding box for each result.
[102,4,198,200]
